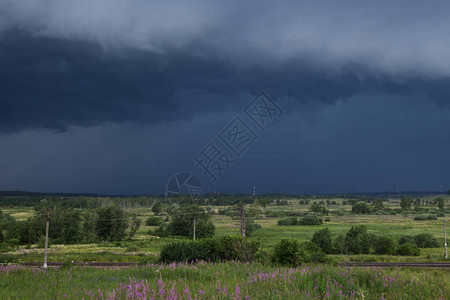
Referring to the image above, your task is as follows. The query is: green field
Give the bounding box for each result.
[1,262,449,299]
[1,196,449,264]
[0,195,449,299]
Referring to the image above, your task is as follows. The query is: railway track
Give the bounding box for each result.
[339,262,450,268]
[15,262,450,268]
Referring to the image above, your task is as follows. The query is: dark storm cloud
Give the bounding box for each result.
[1,0,450,132]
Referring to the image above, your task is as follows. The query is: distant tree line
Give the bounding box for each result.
[0,206,139,249]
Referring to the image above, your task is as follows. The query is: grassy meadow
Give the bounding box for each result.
[1,262,449,299]
[1,195,449,299]
[1,196,449,264]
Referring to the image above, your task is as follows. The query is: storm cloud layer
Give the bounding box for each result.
[0,1,449,193]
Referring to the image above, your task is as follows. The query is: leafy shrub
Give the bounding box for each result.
[159,236,260,263]
[414,233,439,248]
[414,215,438,221]
[299,214,322,225]
[312,228,332,254]
[245,218,261,237]
[345,225,371,255]
[310,203,328,214]
[152,223,170,237]
[299,241,327,263]
[277,217,298,226]
[332,234,347,254]
[352,202,372,214]
[437,213,445,217]
[271,238,327,266]
[145,216,163,226]
[324,217,331,222]
[271,238,302,266]
[398,235,415,245]
[0,254,17,263]
[396,242,420,256]
[374,236,396,255]
[154,205,215,239]
[331,209,348,216]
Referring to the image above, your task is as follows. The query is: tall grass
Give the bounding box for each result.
[0,262,448,299]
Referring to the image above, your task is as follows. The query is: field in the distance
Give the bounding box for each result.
[1,195,448,264]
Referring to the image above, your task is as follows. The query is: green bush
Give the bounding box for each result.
[152,223,170,237]
[271,238,327,266]
[271,238,303,266]
[332,234,347,254]
[299,241,327,263]
[374,236,396,255]
[345,225,371,255]
[414,215,437,221]
[311,228,332,254]
[159,236,260,263]
[277,217,298,226]
[398,235,415,245]
[145,216,163,226]
[245,219,261,237]
[299,214,322,225]
[0,254,17,263]
[414,233,439,248]
[396,242,420,256]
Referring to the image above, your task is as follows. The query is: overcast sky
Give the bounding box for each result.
[0,0,449,195]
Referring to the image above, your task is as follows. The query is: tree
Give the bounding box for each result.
[400,196,413,210]
[374,236,396,255]
[167,205,215,239]
[311,228,332,254]
[309,202,327,214]
[152,202,162,215]
[60,209,82,244]
[260,199,268,209]
[413,198,421,211]
[345,225,372,255]
[299,214,322,225]
[96,206,128,241]
[436,197,445,210]
[373,199,385,211]
[271,238,302,266]
[129,214,141,239]
[352,202,372,214]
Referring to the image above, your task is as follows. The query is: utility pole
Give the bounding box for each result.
[193,217,196,241]
[240,206,245,238]
[43,208,50,269]
[444,218,448,259]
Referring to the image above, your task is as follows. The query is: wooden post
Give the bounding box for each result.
[240,206,245,238]
[43,208,50,268]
